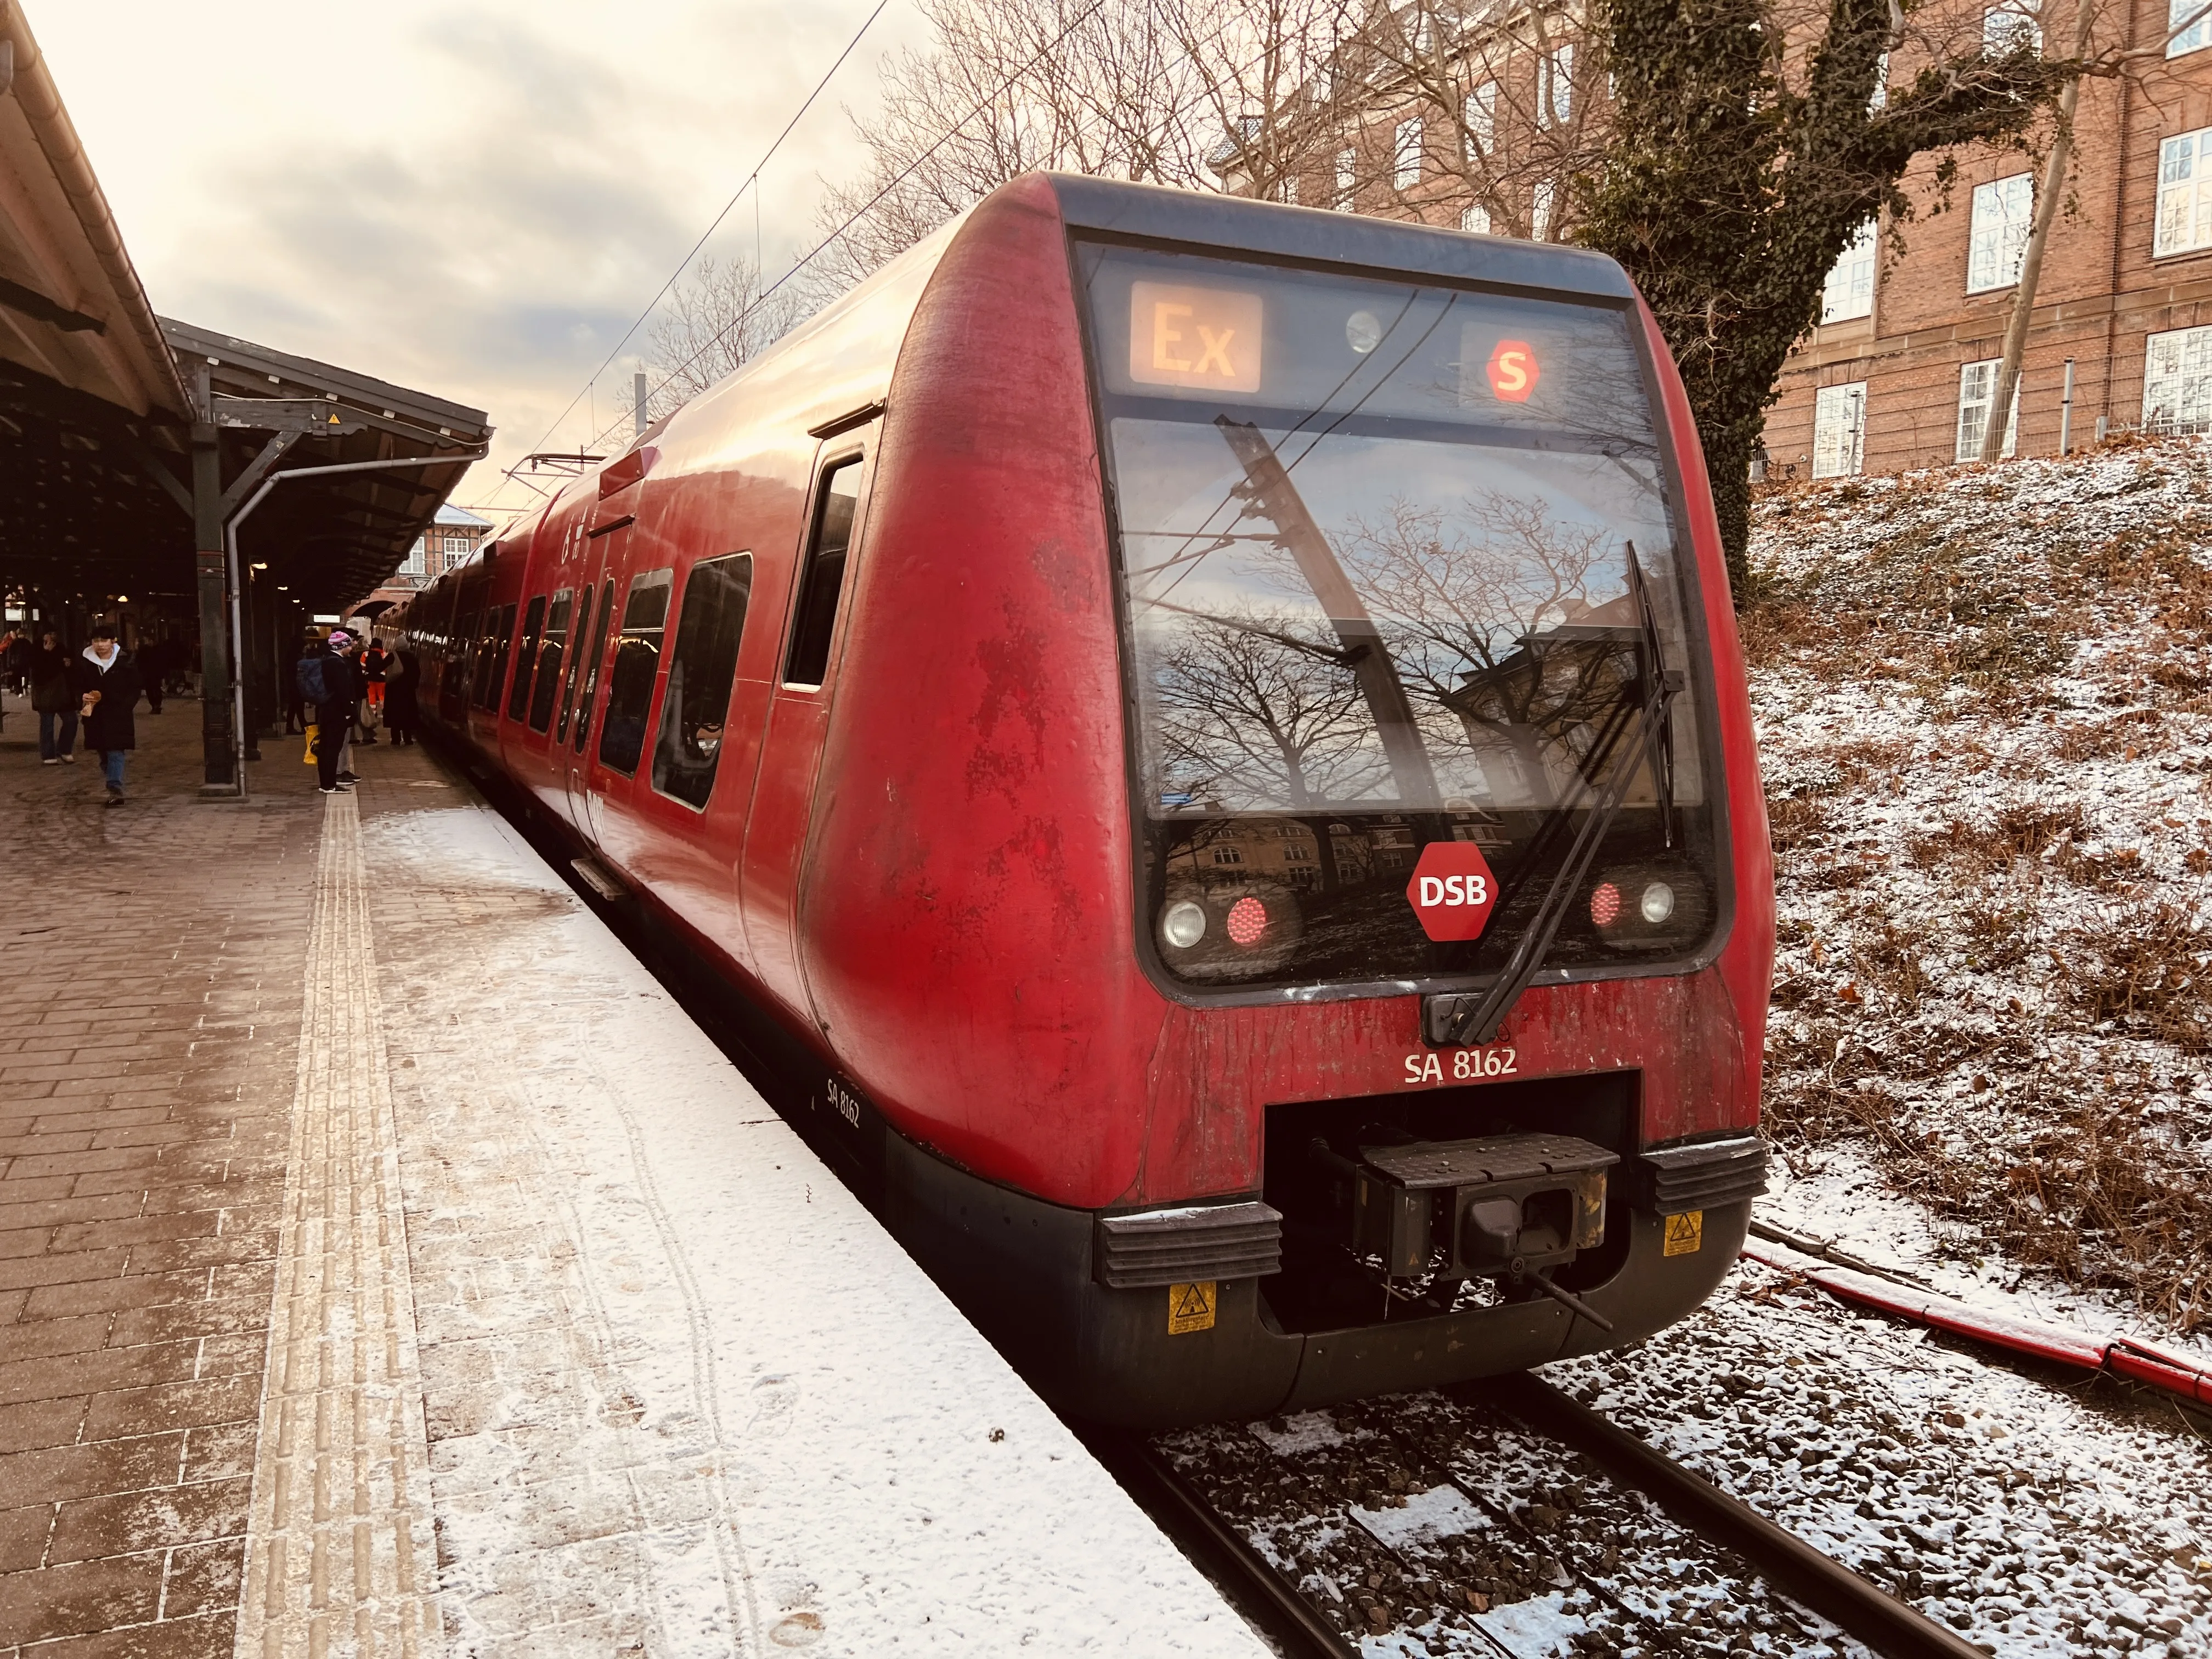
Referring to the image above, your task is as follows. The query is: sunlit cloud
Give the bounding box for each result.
[35,0,930,517]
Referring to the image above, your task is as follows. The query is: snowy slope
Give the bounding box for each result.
[1746,436,2212,1333]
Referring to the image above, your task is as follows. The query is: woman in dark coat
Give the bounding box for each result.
[28,629,77,763]
[71,624,141,806]
[383,649,422,746]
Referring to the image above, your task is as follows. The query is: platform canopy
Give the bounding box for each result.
[0,3,490,618]
[161,318,490,615]
[0,1,193,600]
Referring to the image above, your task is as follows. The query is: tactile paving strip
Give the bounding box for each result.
[233,788,442,1657]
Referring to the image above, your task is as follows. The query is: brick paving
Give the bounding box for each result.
[0,693,321,1658]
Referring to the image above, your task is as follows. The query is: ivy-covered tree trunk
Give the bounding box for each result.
[1574,0,2069,598]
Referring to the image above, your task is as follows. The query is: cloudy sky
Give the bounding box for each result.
[37,0,932,520]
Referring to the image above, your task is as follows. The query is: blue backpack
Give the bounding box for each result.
[296,653,330,705]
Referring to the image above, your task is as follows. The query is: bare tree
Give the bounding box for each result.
[814,0,1351,286]
[644,254,805,417]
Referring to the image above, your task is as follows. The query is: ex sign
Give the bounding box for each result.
[1406,842,1498,943]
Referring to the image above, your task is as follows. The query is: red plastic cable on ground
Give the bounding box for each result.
[1741,1242,2212,1409]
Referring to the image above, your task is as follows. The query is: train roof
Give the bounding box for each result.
[1044,173,1639,304]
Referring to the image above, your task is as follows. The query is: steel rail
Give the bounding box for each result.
[1081,1431,1356,1659]
[1494,1373,1989,1659]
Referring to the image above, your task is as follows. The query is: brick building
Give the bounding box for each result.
[357,503,492,620]
[1770,0,2212,478]
[1239,0,2212,481]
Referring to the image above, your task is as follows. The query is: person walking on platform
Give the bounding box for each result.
[303,629,363,794]
[360,636,391,724]
[71,623,140,807]
[383,648,421,747]
[29,629,77,764]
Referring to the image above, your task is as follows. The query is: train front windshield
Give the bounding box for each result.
[1077,242,1723,992]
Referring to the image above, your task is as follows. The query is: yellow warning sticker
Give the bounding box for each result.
[1663,1210,1705,1257]
[1168,1280,1217,1335]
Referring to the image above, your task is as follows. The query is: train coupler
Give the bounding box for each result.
[1315,1131,1618,1285]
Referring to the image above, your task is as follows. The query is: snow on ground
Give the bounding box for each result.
[1544,1257,2212,1657]
[359,795,1272,1656]
[1745,436,2212,1333]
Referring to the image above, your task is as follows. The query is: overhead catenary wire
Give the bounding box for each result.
[487,0,896,509]
[567,0,1284,467]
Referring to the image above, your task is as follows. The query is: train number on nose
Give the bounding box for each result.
[1403,1046,1518,1085]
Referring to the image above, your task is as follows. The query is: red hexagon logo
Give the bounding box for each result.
[1406,841,1499,943]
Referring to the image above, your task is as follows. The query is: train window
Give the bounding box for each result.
[1076,242,1718,993]
[506,595,547,721]
[783,457,862,687]
[475,602,516,710]
[528,589,573,732]
[651,553,754,809]
[596,569,672,775]
[572,578,617,753]
[556,581,597,743]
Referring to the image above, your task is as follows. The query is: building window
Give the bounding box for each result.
[1393,117,1423,189]
[2170,0,2209,57]
[2144,324,2212,432]
[1812,383,1867,479]
[401,538,426,577]
[1967,174,2033,292]
[1821,219,1877,322]
[1541,45,1574,127]
[1212,846,1245,865]
[1462,202,1492,234]
[1983,0,2042,53]
[1869,49,1889,111]
[443,534,470,556]
[2155,128,2212,256]
[1531,180,1557,241]
[1466,83,1497,154]
[1335,148,1358,209]
[1279,174,1299,205]
[1956,359,2019,460]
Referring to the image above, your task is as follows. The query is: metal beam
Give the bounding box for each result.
[218,430,301,519]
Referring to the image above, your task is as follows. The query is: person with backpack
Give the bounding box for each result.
[300,629,364,794]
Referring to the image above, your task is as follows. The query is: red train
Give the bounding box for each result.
[391,174,1774,1427]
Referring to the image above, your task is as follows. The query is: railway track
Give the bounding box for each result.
[1094,1375,1990,1659]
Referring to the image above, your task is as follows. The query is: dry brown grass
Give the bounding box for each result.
[1754,459,2212,1333]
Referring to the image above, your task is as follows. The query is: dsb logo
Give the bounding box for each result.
[1406,842,1499,943]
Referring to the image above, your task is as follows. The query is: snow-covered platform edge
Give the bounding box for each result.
[360,786,1271,1657]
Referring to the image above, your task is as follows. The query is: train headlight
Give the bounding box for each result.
[1590,862,1708,953]
[1161,900,1208,949]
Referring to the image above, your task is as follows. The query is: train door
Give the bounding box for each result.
[576,558,674,874]
[740,424,878,1017]
[562,521,630,847]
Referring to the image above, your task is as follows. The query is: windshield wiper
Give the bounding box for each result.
[1425,544,1681,1048]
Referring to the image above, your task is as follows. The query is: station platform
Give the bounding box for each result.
[0,695,1268,1658]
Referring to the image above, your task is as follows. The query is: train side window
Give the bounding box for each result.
[573,577,618,753]
[596,569,673,775]
[528,589,573,732]
[556,580,598,743]
[473,602,515,709]
[506,595,547,721]
[783,456,862,688]
[651,553,754,809]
